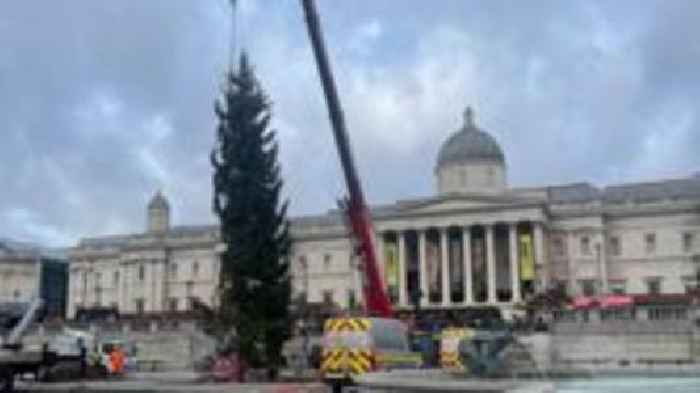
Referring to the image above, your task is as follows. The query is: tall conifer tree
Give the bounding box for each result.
[211,53,291,371]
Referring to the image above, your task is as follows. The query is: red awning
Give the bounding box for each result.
[571,296,597,309]
[600,295,633,308]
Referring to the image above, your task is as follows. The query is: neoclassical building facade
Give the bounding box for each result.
[67,107,700,319]
[67,192,223,319]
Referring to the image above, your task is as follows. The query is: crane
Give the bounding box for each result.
[300,0,392,318]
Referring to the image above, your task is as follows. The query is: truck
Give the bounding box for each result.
[0,298,59,392]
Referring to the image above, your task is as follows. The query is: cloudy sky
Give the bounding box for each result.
[1,0,698,247]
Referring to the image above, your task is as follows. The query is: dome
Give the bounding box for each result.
[436,107,505,170]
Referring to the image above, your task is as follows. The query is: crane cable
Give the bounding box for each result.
[227,0,239,70]
[220,0,345,213]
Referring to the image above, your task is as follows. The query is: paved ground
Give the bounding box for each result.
[15,372,328,393]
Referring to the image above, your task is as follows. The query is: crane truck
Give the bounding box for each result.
[301,1,422,391]
[0,298,59,392]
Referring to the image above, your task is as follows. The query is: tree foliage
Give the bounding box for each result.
[211,53,291,369]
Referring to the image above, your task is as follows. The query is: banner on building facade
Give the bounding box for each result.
[384,242,399,290]
[519,234,535,281]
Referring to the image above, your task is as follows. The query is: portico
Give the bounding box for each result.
[379,216,546,309]
[369,107,550,311]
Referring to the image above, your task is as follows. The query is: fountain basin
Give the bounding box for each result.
[353,370,555,393]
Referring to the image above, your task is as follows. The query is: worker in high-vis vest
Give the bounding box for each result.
[108,345,126,375]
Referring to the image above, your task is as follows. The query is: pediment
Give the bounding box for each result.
[390,194,537,215]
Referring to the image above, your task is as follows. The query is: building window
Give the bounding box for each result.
[645,233,656,254]
[580,236,591,256]
[95,272,102,286]
[683,232,694,253]
[322,289,334,304]
[552,310,577,322]
[193,261,200,278]
[609,281,626,295]
[552,237,565,257]
[188,297,199,311]
[113,271,120,285]
[13,289,21,299]
[109,302,118,310]
[138,265,145,281]
[600,308,635,321]
[323,254,332,271]
[646,277,662,295]
[647,307,687,321]
[347,289,357,309]
[298,291,308,302]
[169,263,178,280]
[682,275,698,293]
[168,298,179,312]
[580,280,596,297]
[609,236,621,256]
[135,298,145,314]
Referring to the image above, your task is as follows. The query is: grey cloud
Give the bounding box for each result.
[0,1,698,247]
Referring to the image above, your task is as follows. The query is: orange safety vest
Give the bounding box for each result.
[109,349,125,374]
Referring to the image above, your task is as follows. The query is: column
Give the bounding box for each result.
[462,226,473,304]
[418,230,428,306]
[567,232,576,296]
[486,225,497,303]
[373,231,385,281]
[598,231,609,294]
[533,222,547,291]
[509,224,521,303]
[397,231,408,306]
[440,228,450,306]
[117,264,125,313]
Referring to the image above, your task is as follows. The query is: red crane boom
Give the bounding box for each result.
[300,0,392,317]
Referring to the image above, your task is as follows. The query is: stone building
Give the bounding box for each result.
[289,107,700,315]
[67,191,223,319]
[66,107,700,320]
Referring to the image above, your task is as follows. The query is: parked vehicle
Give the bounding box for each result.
[320,317,421,391]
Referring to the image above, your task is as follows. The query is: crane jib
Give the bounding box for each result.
[301,0,392,317]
